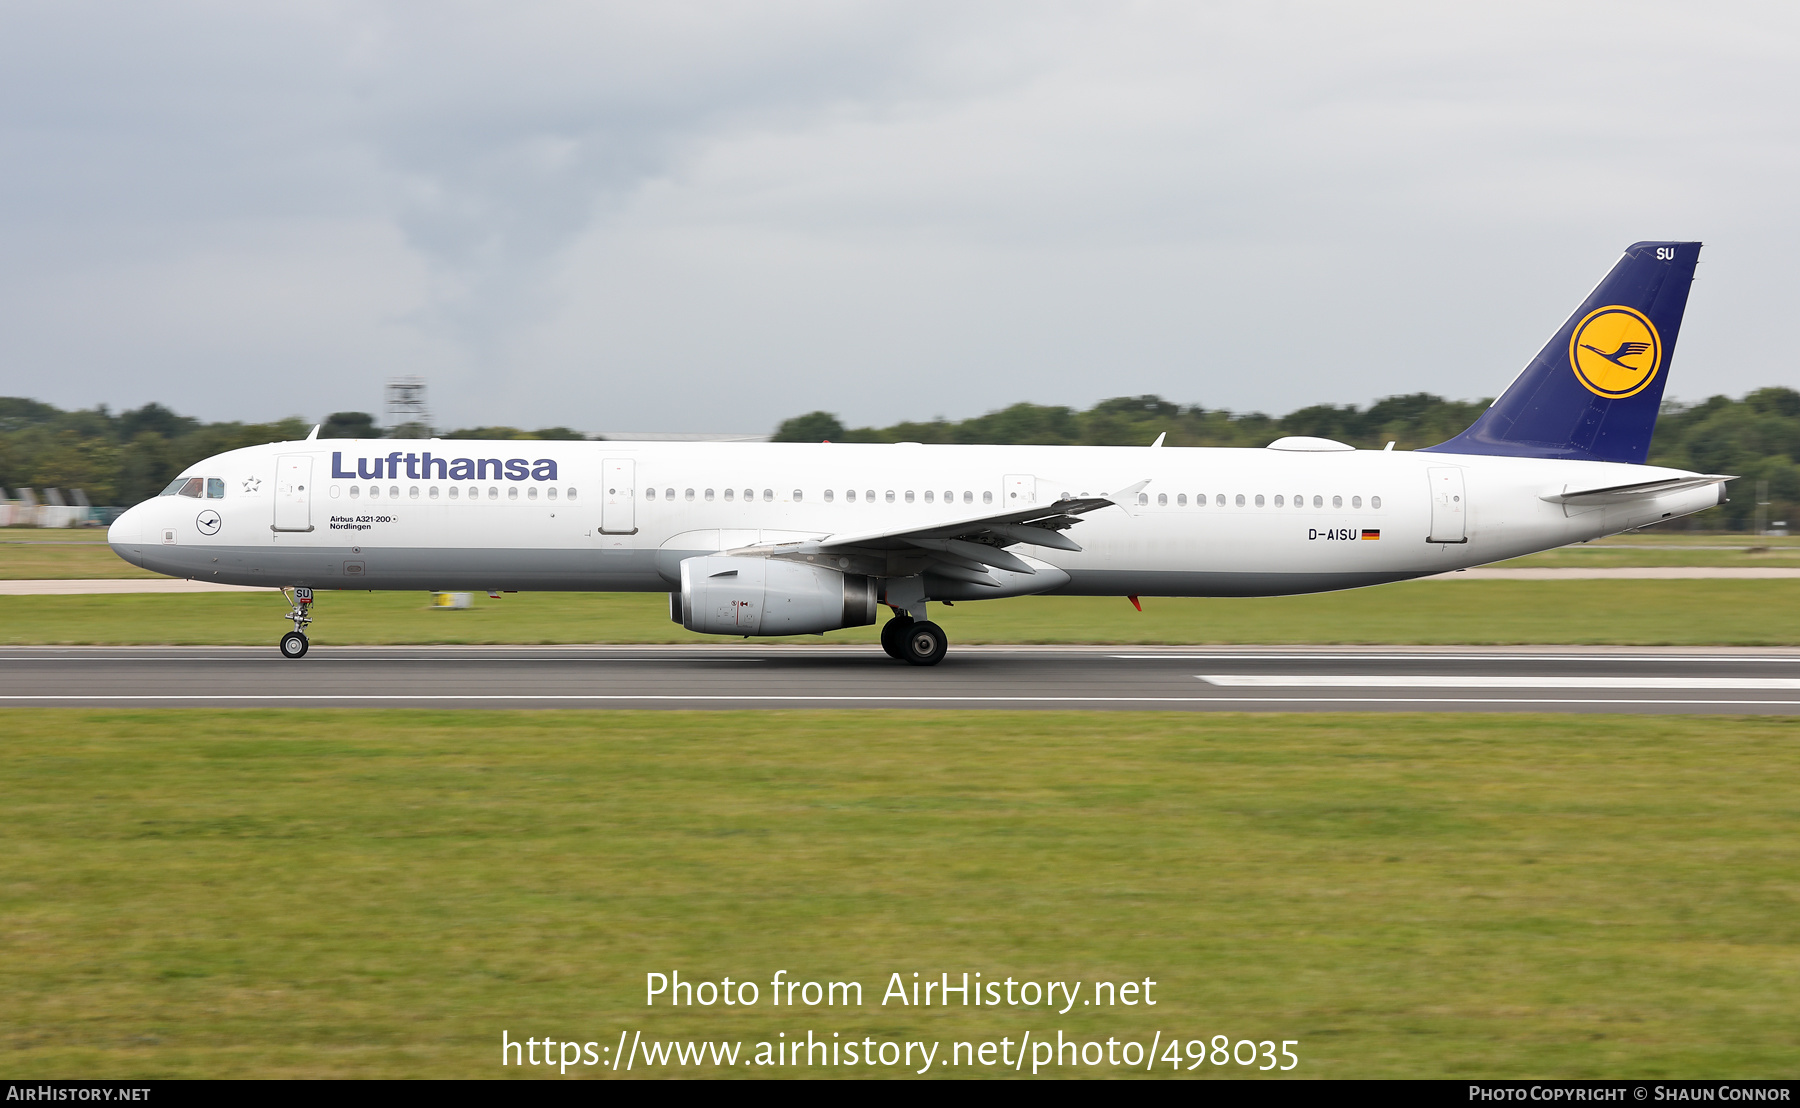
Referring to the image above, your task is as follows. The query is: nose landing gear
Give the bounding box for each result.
[279,586,314,659]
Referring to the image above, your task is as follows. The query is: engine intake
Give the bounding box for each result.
[674,555,878,636]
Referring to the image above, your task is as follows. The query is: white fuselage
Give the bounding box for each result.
[107,438,1722,600]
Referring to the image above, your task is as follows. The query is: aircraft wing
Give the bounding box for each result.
[1540,474,1734,505]
[726,480,1147,585]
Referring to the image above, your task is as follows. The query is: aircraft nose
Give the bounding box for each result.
[108,502,147,566]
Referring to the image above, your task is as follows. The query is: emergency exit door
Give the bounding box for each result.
[273,454,314,532]
[1005,474,1036,507]
[601,458,636,535]
[1426,466,1467,543]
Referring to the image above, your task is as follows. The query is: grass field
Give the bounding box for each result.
[4,579,1800,646]
[2,710,1795,1078]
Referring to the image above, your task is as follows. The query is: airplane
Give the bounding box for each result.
[107,241,1729,665]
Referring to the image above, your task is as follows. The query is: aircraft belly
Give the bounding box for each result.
[1053,568,1426,598]
[136,544,662,592]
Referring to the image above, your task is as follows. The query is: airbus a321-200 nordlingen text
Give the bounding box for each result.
[109,241,1729,665]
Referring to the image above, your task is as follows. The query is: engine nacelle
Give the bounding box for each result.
[675,555,878,636]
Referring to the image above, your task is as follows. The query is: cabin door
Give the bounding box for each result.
[273,454,314,532]
[1426,466,1467,543]
[601,458,637,535]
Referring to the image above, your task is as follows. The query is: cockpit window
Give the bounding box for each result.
[206,478,225,499]
[161,477,204,498]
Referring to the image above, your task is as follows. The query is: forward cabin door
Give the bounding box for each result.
[273,454,314,532]
[1426,466,1467,543]
[1005,473,1036,508]
[601,458,637,535]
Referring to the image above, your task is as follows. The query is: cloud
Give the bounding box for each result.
[1,1,1796,431]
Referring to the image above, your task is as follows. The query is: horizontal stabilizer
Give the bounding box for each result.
[1540,474,1733,505]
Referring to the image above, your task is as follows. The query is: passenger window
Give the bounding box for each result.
[905,490,914,504]
[489,487,499,499]
[1138,493,1149,506]
[684,489,693,502]
[704,489,713,501]
[745,488,754,501]
[1312,495,1323,508]
[1215,494,1225,507]
[846,489,856,503]
[665,488,674,501]
[369,486,381,500]
[866,489,875,503]
[206,478,225,499]
[824,489,835,503]
[1371,495,1381,509]
[1294,493,1303,507]
[763,489,773,502]
[528,487,538,501]
[430,486,440,499]
[1254,494,1264,507]
[1234,494,1244,507]
[793,489,803,502]
[646,488,657,501]
[508,487,518,501]
[448,487,458,500]
[962,491,972,504]
[1332,495,1343,508]
[1273,494,1283,507]
[724,488,735,502]
[924,490,933,503]
[410,486,420,499]
[1352,496,1362,508]
[390,486,399,499]
[1157,493,1167,506]
[1177,493,1187,506]
[547,488,557,501]
[983,491,993,504]
[944,490,953,503]
[885,490,895,504]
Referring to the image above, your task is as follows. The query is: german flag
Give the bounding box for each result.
[1361,529,1381,540]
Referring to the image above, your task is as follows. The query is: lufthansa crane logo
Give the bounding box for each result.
[196,510,222,536]
[1569,305,1661,399]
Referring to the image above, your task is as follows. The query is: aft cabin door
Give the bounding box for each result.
[601,458,636,535]
[1426,466,1467,543]
[273,454,314,533]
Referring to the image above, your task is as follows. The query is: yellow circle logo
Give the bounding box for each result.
[1569,305,1661,398]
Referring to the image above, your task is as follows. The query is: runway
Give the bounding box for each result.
[4,644,1800,713]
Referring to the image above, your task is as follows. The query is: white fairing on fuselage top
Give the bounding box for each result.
[107,439,1722,597]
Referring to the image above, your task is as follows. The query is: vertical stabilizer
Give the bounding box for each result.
[1424,241,1700,464]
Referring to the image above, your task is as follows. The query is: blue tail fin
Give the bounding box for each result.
[1423,241,1700,464]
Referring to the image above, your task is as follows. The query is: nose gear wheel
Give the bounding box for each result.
[278,586,315,659]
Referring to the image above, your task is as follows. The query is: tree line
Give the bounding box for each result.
[774,388,1800,530]
[0,401,586,509]
[4,389,1799,528]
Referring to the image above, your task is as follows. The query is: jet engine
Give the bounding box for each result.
[674,555,878,636]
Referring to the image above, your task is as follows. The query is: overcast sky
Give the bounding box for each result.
[1,1,1796,434]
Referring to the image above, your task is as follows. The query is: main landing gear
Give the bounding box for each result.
[880,611,948,666]
[279,586,314,659]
